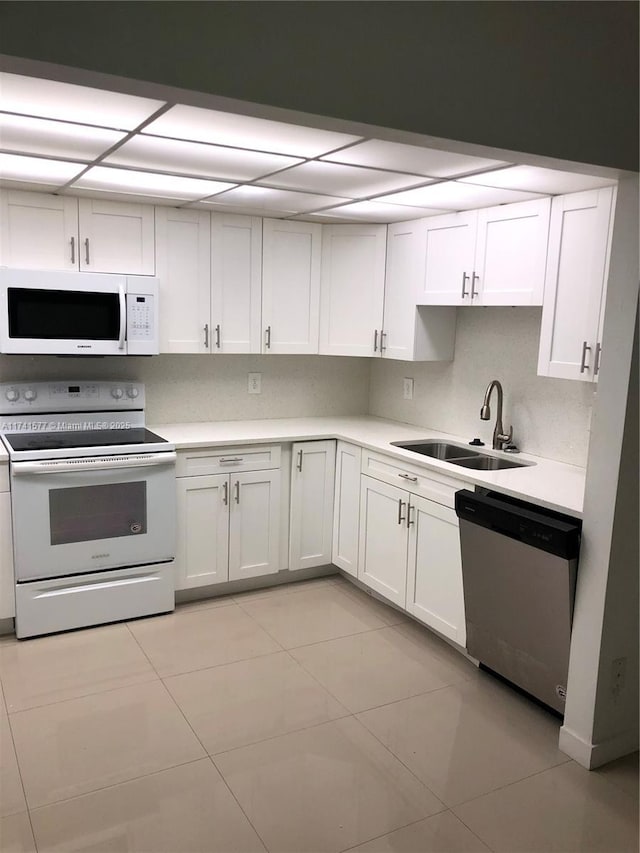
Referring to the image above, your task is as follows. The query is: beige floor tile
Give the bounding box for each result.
[238,584,403,649]
[165,651,348,754]
[30,759,266,853]
[215,716,443,853]
[10,680,205,808]
[291,625,474,713]
[345,811,491,852]
[358,671,568,806]
[232,576,337,604]
[0,812,36,853]
[0,624,157,713]
[0,704,27,817]
[454,760,639,852]
[128,603,281,677]
[595,750,639,801]
[336,582,410,625]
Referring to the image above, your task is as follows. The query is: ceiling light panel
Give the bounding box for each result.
[0,72,165,130]
[322,139,511,177]
[315,200,449,222]
[104,135,303,181]
[0,114,127,161]
[263,161,431,198]
[197,186,351,213]
[0,153,86,186]
[71,166,236,200]
[144,104,363,158]
[379,181,545,210]
[458,165,618,195]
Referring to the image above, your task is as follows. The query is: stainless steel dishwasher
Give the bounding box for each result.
[455,489,582,715]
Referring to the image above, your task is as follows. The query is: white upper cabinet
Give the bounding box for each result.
[418,198,551,307]
[319,224,386,356]
[77,198,155,275]
[538,187,616,382]
[289,440,336,571]
[382,220,456,361]
[0,190,155,275]
[262,219,321,354]
[156,207,211,353]
[211,213,262,353]
[0,190,79,271]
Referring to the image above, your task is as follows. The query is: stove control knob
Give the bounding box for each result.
[23,388,37,402]
[5,388,19,402]
[126,387,139,399]
[111,387,124,400]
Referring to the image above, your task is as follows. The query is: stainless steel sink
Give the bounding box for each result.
[391,439,532,471]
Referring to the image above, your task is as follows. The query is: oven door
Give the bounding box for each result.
[10,452,176,581]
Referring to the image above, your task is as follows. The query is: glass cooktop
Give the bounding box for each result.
[5,428,168,453]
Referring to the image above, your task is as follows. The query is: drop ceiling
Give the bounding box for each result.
[0,72,617,222]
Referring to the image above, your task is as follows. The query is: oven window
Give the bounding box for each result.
[8,288,120,340]
[49,482,147,545]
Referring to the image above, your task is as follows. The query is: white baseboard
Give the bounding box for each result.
[560,724,639,769]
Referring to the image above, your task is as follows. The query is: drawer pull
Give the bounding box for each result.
[398,473,418,482]
[220,457,244,464]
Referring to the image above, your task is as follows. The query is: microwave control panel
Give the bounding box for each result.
[127,293,155,342]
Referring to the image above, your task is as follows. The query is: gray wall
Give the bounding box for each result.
[0,1,637,170]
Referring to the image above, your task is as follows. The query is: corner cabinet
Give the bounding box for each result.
[289,440,336,571]
[0,190,155,275]
[319,224,386,356]
[537,187,616,382]
[332,441,362,577]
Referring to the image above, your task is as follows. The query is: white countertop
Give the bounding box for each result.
[150,416,586,517]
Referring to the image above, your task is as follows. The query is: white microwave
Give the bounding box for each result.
[0,269,159,355]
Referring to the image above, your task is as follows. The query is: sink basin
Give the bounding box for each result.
[447,455,528,470]
[391,440,480,460]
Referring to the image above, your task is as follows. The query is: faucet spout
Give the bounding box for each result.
[480,380,512,450]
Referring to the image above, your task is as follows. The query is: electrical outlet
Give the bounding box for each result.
[248,372,262,394]
[403,377,414,400]
[611,657,626,698]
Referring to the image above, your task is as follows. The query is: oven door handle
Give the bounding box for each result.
[118,284,127,351]
[11,452,177,475]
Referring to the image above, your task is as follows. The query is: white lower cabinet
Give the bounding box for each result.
[289,440,336,571]
[332,441,362,577]
[0,491,15,620]
[175,451,280,591]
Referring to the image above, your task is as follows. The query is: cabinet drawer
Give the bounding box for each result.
[361,449,472,508]
[176,444,281,477]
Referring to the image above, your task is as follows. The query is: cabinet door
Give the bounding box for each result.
[289,440,336,572]
[0,492,15,620]
[538,187,615,381]
[78,198,155,274]
[474,198,550,306]
[262,219,321,354]
[211,213,262,353]
[156,208,211,353]
[229,469,281,581]
[332,441,362,577]
[417,211,477,306]
[406,495,466,646]
[319,224,386,356]
[175,474,229,591]
[358,475,409,607]
[383,220,456,361]
[0,190,78,270]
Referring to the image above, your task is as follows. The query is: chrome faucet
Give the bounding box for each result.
[480,380,513,450]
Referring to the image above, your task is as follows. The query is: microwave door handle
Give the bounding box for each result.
[118,285,126,350]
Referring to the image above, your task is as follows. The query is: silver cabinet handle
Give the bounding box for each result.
[398,473,418,483]
[594,343,602,376]
[397,498,406,525]
[461,271,470,298]
[84,238,90,266]
[215,324,221,349]
[296,449,303,472]
[204,323,209,349]
[380,330,387,353]
[265,326,271,349]
[471,272,479,298]
[407,504,415,527]
[373,329,378,352]
[580,340,591,374]
[222,480,228,505]
[70,236,75,265]
[220,457,243,464]
[234,481,240,504]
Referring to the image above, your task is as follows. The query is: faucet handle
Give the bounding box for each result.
[497,426,513,449]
